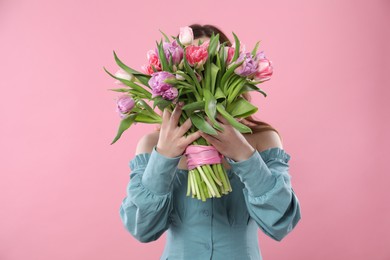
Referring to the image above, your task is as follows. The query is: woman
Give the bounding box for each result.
[119,24,301,260]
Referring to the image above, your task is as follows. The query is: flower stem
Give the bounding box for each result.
[197,166,217,197]
[186,170,191,196]
[202,165,221,198]
[218,163,232,192]
[205,164,222,186]
[190,170,197,196]
[194,169,206,201]
[213,164,228,193]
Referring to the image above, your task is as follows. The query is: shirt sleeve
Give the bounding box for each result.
[225,147,301,241]
[119,145,181,243]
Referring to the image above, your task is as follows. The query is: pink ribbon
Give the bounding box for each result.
[184,145,223,170]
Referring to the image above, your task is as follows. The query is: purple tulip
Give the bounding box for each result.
[116,94,135,119]
[161,87,178,100]
[148,71,178,100]
[234,52,260,77]
[156,40,184,65]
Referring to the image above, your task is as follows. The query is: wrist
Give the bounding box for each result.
[230,146,256,162]
[156,145,180,158]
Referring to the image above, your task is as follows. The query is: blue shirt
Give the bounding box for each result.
[120,145,301,260]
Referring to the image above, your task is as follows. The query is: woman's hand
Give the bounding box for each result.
[200,113,256,162]
[156,102,202,158]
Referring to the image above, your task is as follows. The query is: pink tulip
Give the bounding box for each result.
[200,39,210,48]
[254,52,273,82]
[224,46,235,64]
[141,64,155,75]
[185,45,208,69]
[147,49,162,71]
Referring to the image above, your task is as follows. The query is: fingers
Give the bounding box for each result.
[205,114,228,128]
[216,113,229,124]
[205,116,219,130]
[205,116,224,134]
[200,131,221,145]
[178,117,192,136]
[183,130,202,145]
[162,107,171,129]
[170,102,183,128]
[205,116,212,125]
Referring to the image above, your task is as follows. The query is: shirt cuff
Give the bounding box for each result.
[141,145,182,195]
[225,150,276,197]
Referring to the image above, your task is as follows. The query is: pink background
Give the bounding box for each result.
[1,0,389,259]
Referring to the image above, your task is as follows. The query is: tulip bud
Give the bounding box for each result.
[114,68,134,84]
[179,26,194,46]
[175,73,185,81]
[116,94,135,118]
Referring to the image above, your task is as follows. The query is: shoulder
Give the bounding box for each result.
[250,130,284,152]
[135,130,160,155]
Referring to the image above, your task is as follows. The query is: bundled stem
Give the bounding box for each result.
[177,108,232,201]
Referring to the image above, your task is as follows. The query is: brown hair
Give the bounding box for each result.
[155,24,281,140]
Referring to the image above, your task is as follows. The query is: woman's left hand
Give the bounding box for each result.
[199,113,256,162]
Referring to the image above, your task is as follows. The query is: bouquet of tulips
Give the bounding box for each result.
[104,26,273,201]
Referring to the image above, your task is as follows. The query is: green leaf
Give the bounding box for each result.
[175,71,194,84]
[111,51,151,87]
[226,97,258,118]
[210,63,219,95]
[251,40,261,56]
[231,32,240,63]
[167,49,174,67]
[183,51,202,95]
[238,83,268,97]
[136,99,159,118]
[227,78,247,104]
[156,40,172,72]
[110,114,137,145]
[214,87,226,100]
[163,78,180,84]
[108,88,130,92]
[179,89,195,95]
[103,67,152,99]
[220,60,244,92]
[153,96,171,110]
[208,33,220,56]
[205,58,211,92]
[135,113,162,124]
[174,71,201,101]
[182,100,205,114]
[203,88,224,131]
[190,113,218,135]
[217,42,227,87]
[176,84,197,93]
[159,29,170,42]
[216,103,252,134]
[128,89,149,98]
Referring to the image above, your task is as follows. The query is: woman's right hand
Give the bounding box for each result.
[156,102,202,158]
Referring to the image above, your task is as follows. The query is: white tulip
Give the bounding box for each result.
[114,68,134,84]
[179,26,194,46]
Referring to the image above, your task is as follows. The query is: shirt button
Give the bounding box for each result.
[202,210,209,216]
[204,243,210,250]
